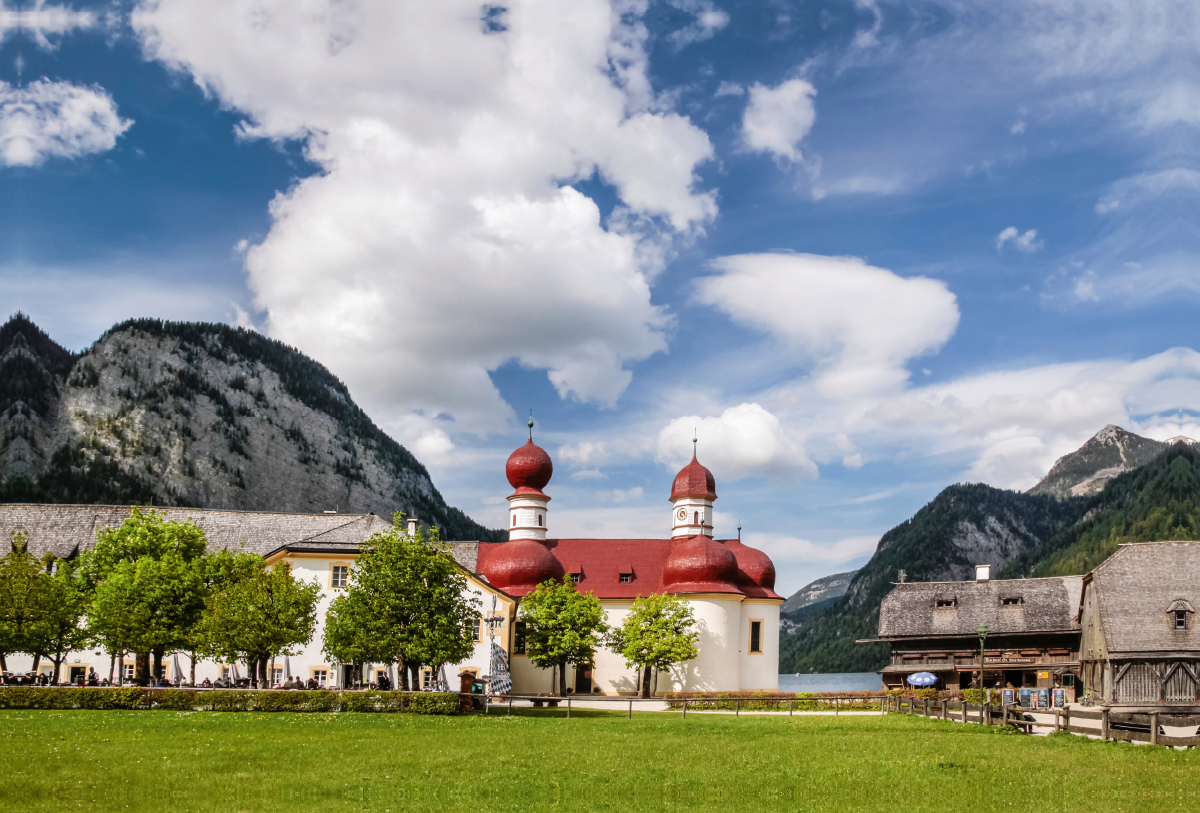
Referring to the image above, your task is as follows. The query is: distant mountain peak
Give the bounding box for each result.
[1028,425,1169,500]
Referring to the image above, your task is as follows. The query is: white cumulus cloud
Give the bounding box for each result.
[133,0,717,441]
[657,402,816,482]
[0,79,130,167]
[695,253,960,397]
[740,78,817,163]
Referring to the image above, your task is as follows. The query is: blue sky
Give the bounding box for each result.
[3,0,1199,595]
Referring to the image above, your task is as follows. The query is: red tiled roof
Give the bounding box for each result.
[477,537,781,600]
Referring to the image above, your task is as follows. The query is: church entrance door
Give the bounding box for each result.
[574,664,593,694]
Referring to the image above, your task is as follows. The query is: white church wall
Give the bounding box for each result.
[739,600,780,692]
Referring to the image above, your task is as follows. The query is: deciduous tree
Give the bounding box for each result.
[606,593,699,698]
[521,576,608,697]
[322,516,478,690]
[197,559,321,688]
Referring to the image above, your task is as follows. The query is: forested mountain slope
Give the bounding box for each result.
[780,483,1083,673]
[0,314,501,541]
[1002,442,1200,578]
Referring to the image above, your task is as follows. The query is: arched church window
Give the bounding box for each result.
[538,514,543,526]
[694,511,699,525]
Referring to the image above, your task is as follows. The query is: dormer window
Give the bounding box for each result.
[570,573,582,584]
[935,599,956,608]
[1002,597,1024,606]
[1175,610,1189,630]
[1166,599,1193,628]
[619,573,632,583]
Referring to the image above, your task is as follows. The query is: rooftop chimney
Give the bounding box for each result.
[407,516,419,536]
[975,564,992,582]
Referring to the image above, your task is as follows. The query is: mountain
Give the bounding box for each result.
[780,483,1083,673]
[781,431,1200,674]
[1027,424,1176,499]
[781,570,857,613]
[1002,441,1200,578]
[0,314,502,542]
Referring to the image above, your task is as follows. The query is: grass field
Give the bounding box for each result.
[2,708,1195,812]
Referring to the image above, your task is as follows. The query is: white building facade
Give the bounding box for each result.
[3,438,781,694]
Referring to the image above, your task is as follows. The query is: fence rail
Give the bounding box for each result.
[892,694,1200,747]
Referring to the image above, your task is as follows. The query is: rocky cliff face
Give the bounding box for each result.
[781,570,857,613]
[1027,424,1180,499]
[0,315,501,542]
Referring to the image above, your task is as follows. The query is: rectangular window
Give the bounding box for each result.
[619,573,632,583]
[570,573,582,583]
[1175,610,1188,630]
[123,663,135,681]
[515,621,527,655]
[331,565,348,588]
[935,599,955,608]
[1002,597,1023,606]
[271,667,284,684]
[311,669,328,688]
[421,668,435,690]
[749,620,763,654]
[471,615,481,642]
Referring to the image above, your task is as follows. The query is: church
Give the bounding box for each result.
[2,433,782,695]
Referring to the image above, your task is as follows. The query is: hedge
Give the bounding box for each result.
[662,691,883,712]
[0,687,459,714]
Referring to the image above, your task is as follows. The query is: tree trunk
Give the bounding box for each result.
[559,663,568,698]
[641,665,652,699]
[108,651,115,684]
[258,657,268,688]
[135,652,150,685]
[31,653,40,679]
[398,657,409,691]
[189,652,197,687]
[0,652,7,673]
[409,663,421,691]
[53,653,63,685]
[152,649,164,683]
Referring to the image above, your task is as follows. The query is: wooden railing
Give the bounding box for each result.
[891,695,1200,747]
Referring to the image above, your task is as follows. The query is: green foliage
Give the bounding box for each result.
[79,507,208,588]
[323,517,478,678]
[520,576,608,696]
[0,688,457,714]
[781,483,1085,673]
[1001,443,1200,577]
[195,560,321,677]
[0,440,158,506]
[606,593,698,698]
[0,313,76,417]
[662,691,883,711]
[89,554,206,664]
[0,533,88,671]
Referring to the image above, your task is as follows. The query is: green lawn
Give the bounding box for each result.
[1,708,1195,812]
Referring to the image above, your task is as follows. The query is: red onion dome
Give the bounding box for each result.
[724,538,777,591]
[671,455,716,500]
[479,539,565,597]
[662,534,741,594]
[506,440,553,492]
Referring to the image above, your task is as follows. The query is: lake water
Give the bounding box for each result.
[778,672,881,693]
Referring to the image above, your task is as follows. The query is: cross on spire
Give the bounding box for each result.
[528,410,535,441]
[692,428,697,457]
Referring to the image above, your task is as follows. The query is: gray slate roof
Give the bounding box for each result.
[878,575,1083,639]
[0,504,485,575]
[0,504,384,559]
[1089,541,1200,654]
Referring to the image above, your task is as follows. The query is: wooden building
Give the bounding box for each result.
[865,567,1083,691]
[1079,541,1200,705]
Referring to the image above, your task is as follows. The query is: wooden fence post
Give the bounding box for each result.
[508,695,513,716]
[682,698,687,719]
[567,696,571,719]
[1002,704,1008,727]
[836,697,840,716]
[628,699,633,719]
[1101,708,1109,741]
[1062,707,1069,734]
[735,698,740,717]
[1150,712,1158,746]
[789,697,794,716]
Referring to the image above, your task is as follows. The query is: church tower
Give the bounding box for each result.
[506,415,552,541]
[669,436,717,538]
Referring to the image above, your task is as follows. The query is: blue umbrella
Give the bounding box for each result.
[907,672,939,687]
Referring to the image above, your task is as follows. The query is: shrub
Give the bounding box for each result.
[0,688,458,715]
[661,690,882,712]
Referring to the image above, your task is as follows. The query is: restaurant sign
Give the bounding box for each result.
[985,656,1034,665]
